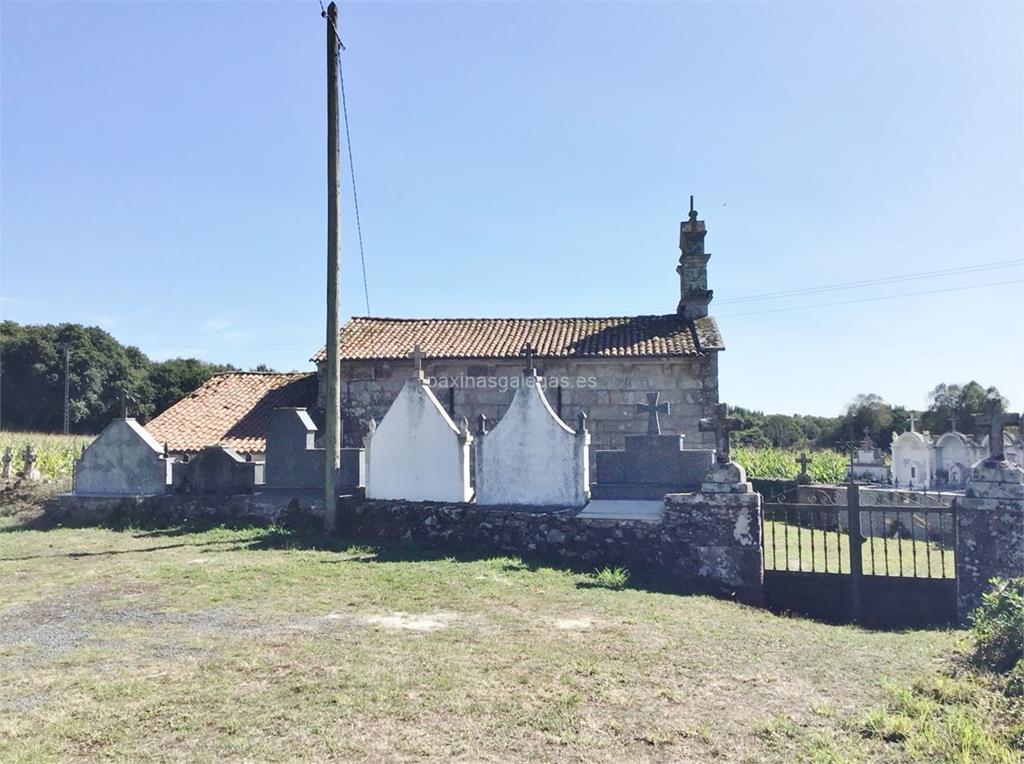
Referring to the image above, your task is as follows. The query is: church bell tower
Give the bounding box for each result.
[676,196,713,319]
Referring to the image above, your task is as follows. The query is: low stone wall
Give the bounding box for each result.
[344,491,762,603]
[43,492,320,528]
[45,489,764,604]
[796,484,959,507]
[750,478,795,503]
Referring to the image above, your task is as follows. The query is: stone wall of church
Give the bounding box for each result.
[321,356,720,464]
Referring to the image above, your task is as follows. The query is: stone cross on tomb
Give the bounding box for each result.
[522,342,536,376]
[699,403,744,464]
[409,344,424,375]
[797,451,812,478]
[21,445,37,477]
[974,399,1021,461]
[635,392,670,436]
[119,385,138,419]
[908,412,917,433]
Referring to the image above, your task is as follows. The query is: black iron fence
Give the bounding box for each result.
[762,483,957,626]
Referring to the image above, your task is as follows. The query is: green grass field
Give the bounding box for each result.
[0,511,1017,762]
[763,520,956,578]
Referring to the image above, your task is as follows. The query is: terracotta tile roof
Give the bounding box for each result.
[312,315,724,363]
[145,372,318,455]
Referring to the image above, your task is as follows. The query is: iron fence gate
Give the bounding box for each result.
[762,483,958,626]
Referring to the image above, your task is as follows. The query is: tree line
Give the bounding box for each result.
[0,321,273,433]
[730,381,1010,452]
[0,321,1011,444]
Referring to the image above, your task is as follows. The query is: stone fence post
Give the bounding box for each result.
[956,458,1024,618]
[664,461,763,604]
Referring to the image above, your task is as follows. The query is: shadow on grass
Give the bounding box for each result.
[2,507,680,596]
[1,502,959,630]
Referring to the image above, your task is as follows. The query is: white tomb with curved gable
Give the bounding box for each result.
[890,430,934,489]
[364,370,473,502]
[475,373,590,507]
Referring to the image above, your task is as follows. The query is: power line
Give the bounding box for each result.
[716,278,1023,319]
[338,43,371,316]
[137,275,1023,353]
[320,1,370,316]
[716,259,1023,305]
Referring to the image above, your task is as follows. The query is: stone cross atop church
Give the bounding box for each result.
[677,195,713,319]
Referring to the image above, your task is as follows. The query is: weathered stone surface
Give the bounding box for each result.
[475,375,589,507]
[73,419,170,496]
[173,445,258,496]
[663,491,762,601]
[956,458,1024,616]
[700,461,752,493]
[335,356,720,464]
[46,492,318,527]
[45,488,764,605]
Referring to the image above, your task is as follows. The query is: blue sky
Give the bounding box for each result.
[2,0,1021,417]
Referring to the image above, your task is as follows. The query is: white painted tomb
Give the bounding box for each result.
[364,369,473,502]
[475,372,590,507]
[890,429,933,489]
[73,418,171,496]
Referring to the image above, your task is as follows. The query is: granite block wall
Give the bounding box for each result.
[331,356,720,469]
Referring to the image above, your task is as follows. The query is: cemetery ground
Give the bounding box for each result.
[1,505,1020,762]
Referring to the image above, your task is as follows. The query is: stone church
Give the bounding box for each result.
[320,202,724,458]
[147,203,725,464]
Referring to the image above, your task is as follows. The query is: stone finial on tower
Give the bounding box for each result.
[677,195,713,319]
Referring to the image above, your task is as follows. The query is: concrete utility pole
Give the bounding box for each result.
[63,346,71,435]
[324,1,342,532]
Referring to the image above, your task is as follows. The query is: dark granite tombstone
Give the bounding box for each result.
[265,407,364,495]
[592,433,714,499]
[175,445,258,495]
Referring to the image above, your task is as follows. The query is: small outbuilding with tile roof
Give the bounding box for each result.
[145,372,319,457]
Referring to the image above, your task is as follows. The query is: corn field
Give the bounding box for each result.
[0,432,95,480]
[0,435,852,484]
[734,446,849,483]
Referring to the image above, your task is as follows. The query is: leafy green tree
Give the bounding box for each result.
[0,321,153,432]
[923,382,1007,435]
[0,321,238,433]
[830,393,894,450]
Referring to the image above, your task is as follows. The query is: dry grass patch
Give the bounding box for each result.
[0,518,985,762]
